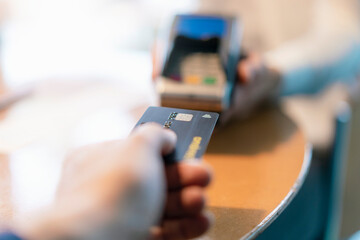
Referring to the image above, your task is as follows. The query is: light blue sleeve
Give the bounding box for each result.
[0,233,22,240]
[349,230,360,240]
[280,43,360,96]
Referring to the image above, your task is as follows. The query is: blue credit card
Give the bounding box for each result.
[134,106,219,163]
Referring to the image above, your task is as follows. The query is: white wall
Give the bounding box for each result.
[0,0,198,86]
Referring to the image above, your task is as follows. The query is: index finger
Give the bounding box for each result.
[165,162,213,190]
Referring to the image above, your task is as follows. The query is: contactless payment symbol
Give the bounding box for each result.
[202,114,212,119]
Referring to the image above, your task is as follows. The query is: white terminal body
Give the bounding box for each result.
[156,15,241,112]
[157,53,226,107]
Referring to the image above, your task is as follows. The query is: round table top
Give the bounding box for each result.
[0,81,310,239]
[202,108,311,240]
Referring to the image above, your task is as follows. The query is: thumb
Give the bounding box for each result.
[131,123,177,156]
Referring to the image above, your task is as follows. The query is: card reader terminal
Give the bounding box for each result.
[156,14,242,112]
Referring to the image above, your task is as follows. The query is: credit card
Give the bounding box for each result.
[134,106,219,163]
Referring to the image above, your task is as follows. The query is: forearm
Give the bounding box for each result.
[278,43,360,96]
[264,0,360,96]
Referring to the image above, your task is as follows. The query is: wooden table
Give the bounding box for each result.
[203,108,311,240]
[0,81,310,239]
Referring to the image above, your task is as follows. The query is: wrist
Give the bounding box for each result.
[266,67,283,102]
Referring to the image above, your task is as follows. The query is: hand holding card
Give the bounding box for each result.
[134,107,219,164]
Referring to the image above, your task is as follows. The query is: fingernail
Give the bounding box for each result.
[163,128,177,139]
[183,158,202,164]
[205,211,216,226]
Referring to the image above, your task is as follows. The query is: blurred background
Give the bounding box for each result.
[0,0,359,239]
[0,0,198,88]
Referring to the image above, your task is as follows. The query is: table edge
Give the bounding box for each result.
[241,143,313,240]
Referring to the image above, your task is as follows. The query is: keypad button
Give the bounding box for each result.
[204,77,217,85]
[185,75,201,85]
[170,75,181,81]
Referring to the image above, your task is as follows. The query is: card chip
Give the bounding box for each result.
[175,113,193,122]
